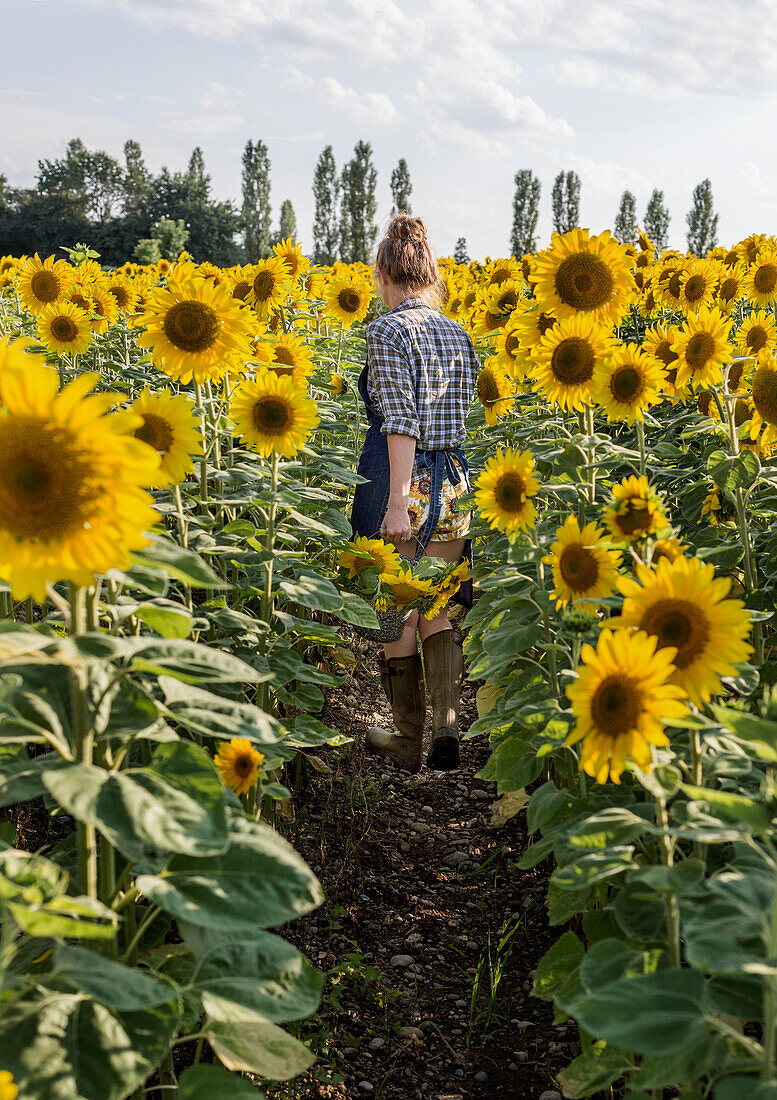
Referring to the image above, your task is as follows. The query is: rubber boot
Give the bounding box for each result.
[366,652,425,772]
[423,629,464,771]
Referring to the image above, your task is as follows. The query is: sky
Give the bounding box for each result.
[2,0,777,259]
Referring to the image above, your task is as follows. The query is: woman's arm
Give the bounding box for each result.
[380,433,417,545]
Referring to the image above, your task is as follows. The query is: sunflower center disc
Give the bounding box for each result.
[611,366,641,402]
[734,398,752,427]
[135,413,174,455]
[719,278,738,301]
[551,337,595,385]
[493,473,526,513]
[71,295,91,312]
[755,264,777,293]
[752,366,777,426]
[110,286,130,309]
[232,281,250,301]
[686,332,715,369]
[617,499,651,536]
[684,275,705,303]
[51,316,78,342]
[163,301,220,353]
[506,334,520,355]
[653,340,677,367]
[338,289,361,313]
[554,252,614,311]
[498,291,519,313]
[747,325,768,352]
[559,545,599,592]
[253,397,292,434]
[477,369,502,405]
[641,598,710,669]
[233,753,255,778]
[590,673,643,737]
[30,270,60,303]
[0,419,96,540]
[728,363,744,390]
[253,271,275,301]
[538,313,556,335]
[273,346,296,366]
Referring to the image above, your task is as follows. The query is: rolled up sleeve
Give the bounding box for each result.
[367,329,420,439]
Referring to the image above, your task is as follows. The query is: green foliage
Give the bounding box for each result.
[511,168,541,256]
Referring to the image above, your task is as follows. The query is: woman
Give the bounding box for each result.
[350,214,480,773]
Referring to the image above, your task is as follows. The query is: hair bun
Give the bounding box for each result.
[387,215,427,244]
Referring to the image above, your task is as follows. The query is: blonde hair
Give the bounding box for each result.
[375,213,441,305]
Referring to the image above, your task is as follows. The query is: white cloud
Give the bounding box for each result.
[201,81,246,113]
[740,162,777,210]
[268,131,327,144]
[161,114,247,135]
[283,65,399,125]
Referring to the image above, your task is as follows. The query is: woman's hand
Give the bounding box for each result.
[381,494,413,545]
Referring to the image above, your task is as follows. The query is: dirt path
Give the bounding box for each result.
[266,646,581,1100]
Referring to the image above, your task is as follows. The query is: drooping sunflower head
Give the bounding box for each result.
[543,515,622,610]
[87,283,121,333]
[339,536,402,581]
[16,253,74,315]
[214,737,265,796]
[36,300,93,358]
[475,447,539,536]
[566,628,688,784]
[476,360,515,425]
[530,312,615,412]
[531,228,636,324]
[329,372,347,396]
[610,556,753,705]
[131,388,202,487]
[593,344,665,424]
[650,538,686,567]
[603,475,669,544]
[229,370,320,458]
[323,275,372,328]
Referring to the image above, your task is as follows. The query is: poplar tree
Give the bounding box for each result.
[454,237,470,263]
[312,145,340,264]
[278,199,296,242]
[613,190,638,244]
[551,170,581,234]
[644,189,671,251]
[185,147,209,203]
[241,139,272,260]
[686,179,718,257]
[390,158,412,214]
[122,140,151,216]
[510,169,541,256]
[340,140,378,264]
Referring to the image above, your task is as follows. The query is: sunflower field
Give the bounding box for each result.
[0,227,777,1099]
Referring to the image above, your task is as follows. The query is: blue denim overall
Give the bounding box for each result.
[350,362,474,609]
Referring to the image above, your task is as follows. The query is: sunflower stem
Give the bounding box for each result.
[194,383,210,514]
[654,792,681,968]
[762,866,777,1081]
[584,404,597,505]
[636,419,646,479]
[258,453,280,712]
[68,582,87,636]
[69,663,98,904]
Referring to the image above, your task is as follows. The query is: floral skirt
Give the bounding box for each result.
[408,455,471,542]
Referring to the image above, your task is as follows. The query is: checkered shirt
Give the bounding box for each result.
[366,297,480,451]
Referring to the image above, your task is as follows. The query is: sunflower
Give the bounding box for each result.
[530,312,615,412]
[700,485,722,526]
[679,259,720,312]
[0,1071,17,1100]
[339,537,402,580]
[88,283,121,334]
[609,557,753,705]
[671,306,733,391]
[742,247,777,307]
[511,304,558,365]
[105,274,139,315]
[566,629,688,785]
[382,566,436,610]
[734,310,777,360]
[474,280,523,336]
[273,238,310,283]
[138,276,253,386]
[477,359,515,424]
[230,371,319,458]
[593,344,665,424]
[227,266,254,305]
[747,353,777,449]
[475,448,539,536]
[715,266,744,313]
[0,360,159,602]
[531,228,635,324]
[655,260,685,311]
[245,258,293,318]
[494,316,527,379]
[323,275,372,328]
[36,301,93,357]
[16,253,73,315]
[131,389,202,487]
[636,278,660,319]
[544,516,621,610]
[603,475,669,544]
[650,538,686,566]
[738,233,769,266]
[215,738,265,796]
[0,334,55,385]
[423,560,471,619]
[486,258,522,286]
[268,331,315,384]
[642,322,685,397]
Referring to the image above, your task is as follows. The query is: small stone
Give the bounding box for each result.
[474,1070,487,1083]
[539,1092,562,1100]
[508,1062,518,1072]
[470,789,490,800]
[454,1068,464,1078]
[342,1046,358,1057]
[421,804,434,814]
[358,1083,374,1094]
[443,851,468,867]
[390,954,414,968]
[398,1026,423,1040]
[517,1051,529,1063]
[368,1037,385,1050]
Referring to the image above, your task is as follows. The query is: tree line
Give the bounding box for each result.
[510,169,719,258]
[0,135,720,265]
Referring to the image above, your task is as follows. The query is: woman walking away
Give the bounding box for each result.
[350,214,480,773]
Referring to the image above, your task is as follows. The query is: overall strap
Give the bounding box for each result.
[412,450,460,564]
